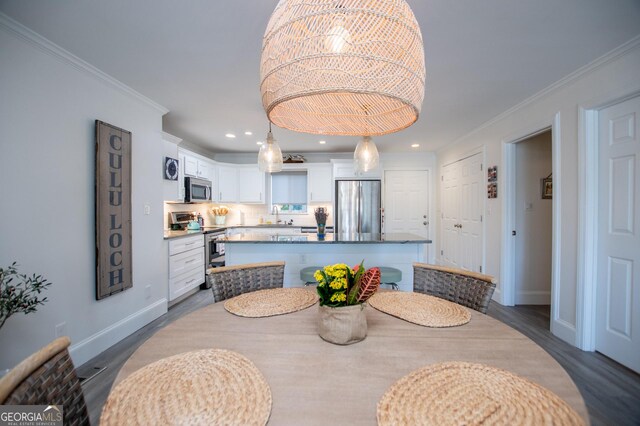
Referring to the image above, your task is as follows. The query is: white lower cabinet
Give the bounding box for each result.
[168,234,205,301]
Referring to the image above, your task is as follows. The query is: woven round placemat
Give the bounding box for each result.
[224,287,319,318]
[101,349,272,426]
[368,291,471,327]
[378,362,584,426]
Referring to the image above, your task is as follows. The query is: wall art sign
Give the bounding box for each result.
[95,120,133,300]
[164,157,179,180]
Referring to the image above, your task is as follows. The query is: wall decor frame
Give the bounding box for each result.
[95,120,133,300]
[164,156,179,180]
[541,174,553,199]
[487,183,498,199]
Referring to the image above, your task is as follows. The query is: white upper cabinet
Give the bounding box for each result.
[237,165,266,204]
[332,159,382,179]
[307,164,332,202]
[182,151,213,180]
[217,164,238,203]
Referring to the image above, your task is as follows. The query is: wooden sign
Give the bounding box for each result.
[95,120,132,300]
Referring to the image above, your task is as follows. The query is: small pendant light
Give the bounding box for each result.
[353,136,379,174]
[258,122,283,173]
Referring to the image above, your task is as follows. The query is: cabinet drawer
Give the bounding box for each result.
[169,247,205,278]
[169,268,204,301]
[169,234,204,256]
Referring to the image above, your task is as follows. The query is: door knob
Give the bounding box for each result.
[423,215,427,218]
[423,221,428,225]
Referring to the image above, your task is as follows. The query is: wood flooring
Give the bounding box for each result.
[78,290,640,425]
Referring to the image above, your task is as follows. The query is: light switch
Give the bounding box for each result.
[524,202,533,211]
[144,204,151,215]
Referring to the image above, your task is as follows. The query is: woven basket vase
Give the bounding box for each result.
[318,304,367,345]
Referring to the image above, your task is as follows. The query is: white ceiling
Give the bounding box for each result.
[2,0,639,154]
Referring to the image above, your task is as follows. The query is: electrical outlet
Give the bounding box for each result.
[145,285,151,299]
[144,204,151,215]
[55,322,67,338]
[300,254,307,263]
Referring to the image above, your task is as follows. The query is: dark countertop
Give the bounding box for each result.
[222,232,431,244]
[163,225,334,240]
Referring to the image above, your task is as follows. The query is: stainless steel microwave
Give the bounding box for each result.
[184,177,212,202]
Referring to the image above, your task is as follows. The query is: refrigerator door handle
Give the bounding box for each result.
[358,182,362,233]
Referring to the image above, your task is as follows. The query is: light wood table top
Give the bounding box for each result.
[113,297,588,425]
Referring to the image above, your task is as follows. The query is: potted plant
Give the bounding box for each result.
[1,262,51,330]
[314,261,381,345]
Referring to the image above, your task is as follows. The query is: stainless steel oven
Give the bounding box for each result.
[202,230,226,289]
[184,177,212,202]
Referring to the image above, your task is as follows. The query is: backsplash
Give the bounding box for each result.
[164,202,333,229]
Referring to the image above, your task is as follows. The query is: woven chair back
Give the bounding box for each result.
[413,263,497,314]
[208,261,285,302]
[0,337,89,426]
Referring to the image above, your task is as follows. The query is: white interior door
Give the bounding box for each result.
[596,95,640,373]
[441,153,484,272]
[458,153,484,272]
[441,162,460,268]
[384,170,430,260]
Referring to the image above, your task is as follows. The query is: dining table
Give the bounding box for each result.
[109,291,588,425]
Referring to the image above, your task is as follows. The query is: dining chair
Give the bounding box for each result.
[0,336,90,426]
[413,263,497,314]
[207,261,285,302]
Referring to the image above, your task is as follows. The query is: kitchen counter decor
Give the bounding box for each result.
[314,207,329,239]
[315,262,380,345]
[367,291,471,328]
[211,206,229,225]
[224,287,318,318]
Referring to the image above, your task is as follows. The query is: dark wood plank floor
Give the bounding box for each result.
[79,291,640,425]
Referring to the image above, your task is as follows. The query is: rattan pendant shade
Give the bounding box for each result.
[260,0,426,136]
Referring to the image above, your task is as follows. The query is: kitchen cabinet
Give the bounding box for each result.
[168,234,205,301]
[183,152,213,180]
[217,165,238,202]
[307,164,332,202]
[332,160,382,179]
[237,165,266,204]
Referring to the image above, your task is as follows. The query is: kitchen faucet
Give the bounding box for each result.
[272,205,281,224]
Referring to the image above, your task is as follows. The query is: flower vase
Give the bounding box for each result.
[317,223,326,239]
[214,215,226,225]
[318,304,367,345]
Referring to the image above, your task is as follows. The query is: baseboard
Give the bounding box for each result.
[515,291,551,305]
[551,317,577,346]
[70,299,167,366]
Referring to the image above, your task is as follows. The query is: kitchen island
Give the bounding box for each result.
[223,232,431,290]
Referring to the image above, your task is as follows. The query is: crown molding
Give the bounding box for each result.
[442,34,640,152]
[161,131,183,144]
[0,12,169,115]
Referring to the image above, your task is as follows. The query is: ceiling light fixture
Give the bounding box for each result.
[225,133,236,139]
[411,144,420,148]
[319,140,326,145]
[257,122,283,173]
[354,136,379,174]
[256,141,263,145]
[245,131,253,136]
[260,0,425,137]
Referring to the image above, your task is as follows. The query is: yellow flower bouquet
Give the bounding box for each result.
[315,261,381,307]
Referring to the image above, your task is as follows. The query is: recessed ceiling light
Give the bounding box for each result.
[225,133,236,138]
[256,141,263,145]
[319,140,326,144]
[411,143,420,148]
[245,131,253,136]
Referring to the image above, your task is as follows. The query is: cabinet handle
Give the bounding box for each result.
[185,241,196,246]
[220,192,222,200]
[185,259,196,264]
[310,192,313,201]
[186,278,196,284]
[260,191,262,201]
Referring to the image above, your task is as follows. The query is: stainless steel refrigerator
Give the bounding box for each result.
[335,180,381,234]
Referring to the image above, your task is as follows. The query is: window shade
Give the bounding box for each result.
[271,171,307,204]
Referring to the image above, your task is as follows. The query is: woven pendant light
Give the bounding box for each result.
[260,0,425,136]
[257,123,283,173]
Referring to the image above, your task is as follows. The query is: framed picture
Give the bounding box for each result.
[487,183,497,199]
[487,166,497,182]
[541,177,553,199]
[164,157,179,180]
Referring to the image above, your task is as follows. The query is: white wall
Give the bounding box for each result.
[0,16,168,368]
[515,132,552,304]
[436,36,640,346]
